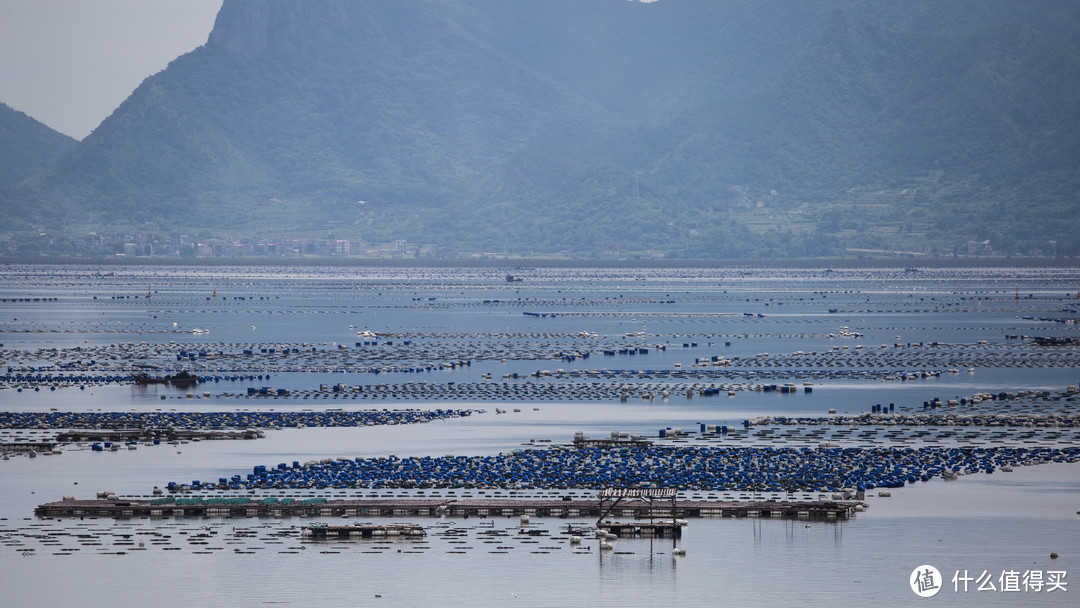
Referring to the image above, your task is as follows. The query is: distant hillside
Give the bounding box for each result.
[0,102,76,189]
[6,0,1080,258]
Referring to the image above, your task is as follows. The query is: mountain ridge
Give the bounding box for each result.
[5,0,1079,258]
[0,102,77,190]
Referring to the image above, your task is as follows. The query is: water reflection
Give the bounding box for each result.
[3,264,1080,607]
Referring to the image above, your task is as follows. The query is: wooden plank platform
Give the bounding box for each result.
[55,429,260,442]
[572,437,652,448]
[598,522,682,538]
[1,442,55,453]
[301,523,425,539]
[34,497,860,521]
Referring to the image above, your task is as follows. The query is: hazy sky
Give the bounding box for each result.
[0,0,222,140]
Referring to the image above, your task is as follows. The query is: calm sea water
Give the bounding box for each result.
[2,263,1078,606]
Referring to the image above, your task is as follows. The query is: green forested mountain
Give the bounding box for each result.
[6,0,1080,258]
[0,103,76,189]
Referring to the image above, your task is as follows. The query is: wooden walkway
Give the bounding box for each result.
[1,442,55,453]
[598,522,682,538]
[55,429,260,442]
[35,497,860,521]
[301,523,426,539]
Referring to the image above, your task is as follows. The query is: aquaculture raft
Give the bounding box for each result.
[597,522,682,538]
[34,497,859,521]
[1,442,56,453]
[55,429,261,443]
[301,523,425,539]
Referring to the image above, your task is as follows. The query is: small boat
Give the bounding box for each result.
[132,372,167,385]
[165,371,199,387]
[132,364,166,385]
[132,368,199,387]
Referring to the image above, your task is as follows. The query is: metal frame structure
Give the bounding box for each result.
[595,488,677,527]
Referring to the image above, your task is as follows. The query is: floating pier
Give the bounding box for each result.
[34,496,859,521]
[597,522,682,538]
[300,523,426,539]
[571,431,651,449]
[55,429,262,443]
[0,441,56,453]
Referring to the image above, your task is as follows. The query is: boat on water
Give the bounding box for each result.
[132,367,199,387]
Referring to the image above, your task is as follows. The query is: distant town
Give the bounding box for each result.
[2,231,420,259]
[0,230,1069,261]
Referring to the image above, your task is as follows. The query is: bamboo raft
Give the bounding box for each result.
[34,497,860,520]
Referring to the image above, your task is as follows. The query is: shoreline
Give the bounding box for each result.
[3,256,1079,269]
